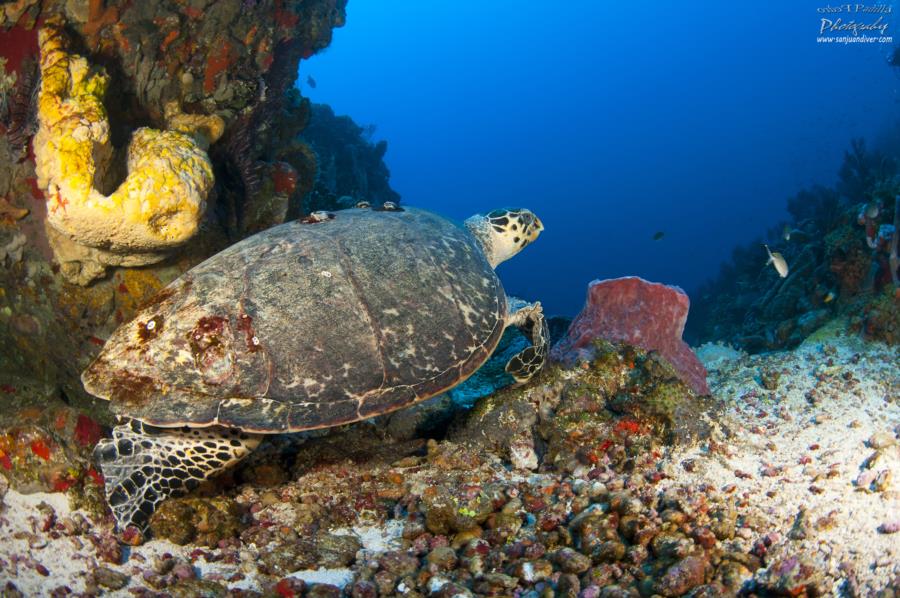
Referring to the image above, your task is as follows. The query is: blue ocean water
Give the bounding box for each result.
[300,1,898,318]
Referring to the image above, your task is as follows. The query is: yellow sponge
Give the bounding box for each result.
[34,24,214,279]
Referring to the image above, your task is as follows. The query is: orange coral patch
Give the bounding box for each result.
[30,439,51,460]
[204,39,235,93]
[53,411,68,431]
[614,419,642,435]
[161,30,179,52]
[52,477,74,492]
[48,188,68,214]
[83,0,119,41]
[245,25,258,46]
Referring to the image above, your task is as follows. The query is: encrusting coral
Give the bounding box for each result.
[33,23,215,284]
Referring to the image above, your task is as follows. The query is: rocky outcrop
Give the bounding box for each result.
[552,277,710,396]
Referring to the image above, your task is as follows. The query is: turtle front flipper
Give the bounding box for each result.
[93,420,262,535]
[504,298,550,384]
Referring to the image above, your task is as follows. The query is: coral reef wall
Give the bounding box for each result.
[299,103,401,214]
[688,138,899,351]
[0,0,396,415]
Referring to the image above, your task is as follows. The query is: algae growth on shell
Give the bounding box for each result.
[82,207,514,432]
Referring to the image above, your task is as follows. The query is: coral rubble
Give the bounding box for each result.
[1,330,897,595]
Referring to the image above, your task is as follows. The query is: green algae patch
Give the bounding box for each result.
[453,341,716,474]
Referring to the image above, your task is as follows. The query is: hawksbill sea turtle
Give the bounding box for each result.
[82,204,549,535]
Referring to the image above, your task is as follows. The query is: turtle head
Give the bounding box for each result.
[465,208,543,268]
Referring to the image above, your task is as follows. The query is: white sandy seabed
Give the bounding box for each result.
[0,326,898,596]
[669,329,899,594]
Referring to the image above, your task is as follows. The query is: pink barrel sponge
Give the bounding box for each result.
[552,276,710,395]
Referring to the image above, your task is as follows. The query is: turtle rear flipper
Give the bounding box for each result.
[93,420,261,534]
[505,299,549,383]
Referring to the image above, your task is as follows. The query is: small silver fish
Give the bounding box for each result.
[782,226,809,242]
[764,244,789,278]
